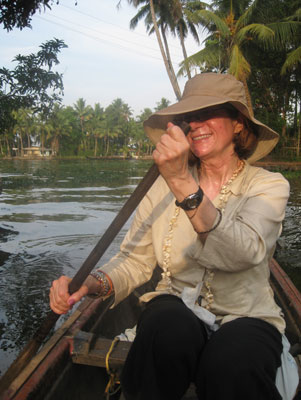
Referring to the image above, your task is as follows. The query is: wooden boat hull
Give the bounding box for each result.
[0,260,300,400]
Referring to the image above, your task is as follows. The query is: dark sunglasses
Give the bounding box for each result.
[173,105,238,125]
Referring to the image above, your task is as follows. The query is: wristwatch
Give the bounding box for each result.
[175,187,204,210]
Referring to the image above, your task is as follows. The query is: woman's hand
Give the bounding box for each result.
[49,276,88,315]
[153,122,191,184]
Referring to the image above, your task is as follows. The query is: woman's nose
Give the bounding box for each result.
[189,120,204,130]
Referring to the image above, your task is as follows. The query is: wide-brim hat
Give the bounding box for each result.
[143,73,279,163]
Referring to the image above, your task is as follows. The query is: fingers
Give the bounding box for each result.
[49,276,88,315]
[166,122,187,141]
[153,123,190,165]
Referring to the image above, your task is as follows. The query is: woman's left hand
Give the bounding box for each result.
[153,122,191,184]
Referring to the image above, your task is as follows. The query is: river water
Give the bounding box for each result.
[0,159,300,376]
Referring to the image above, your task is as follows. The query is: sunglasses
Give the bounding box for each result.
[173,106,238,125]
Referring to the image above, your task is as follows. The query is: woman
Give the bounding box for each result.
[50,73,298,400]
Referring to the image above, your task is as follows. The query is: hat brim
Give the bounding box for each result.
[144,96,279,164]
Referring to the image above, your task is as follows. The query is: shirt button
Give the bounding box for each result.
[197,295,203,306]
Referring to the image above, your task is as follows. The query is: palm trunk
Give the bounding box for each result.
[5,135,10,156]
[20,133,24,157]
[94,136,98,157]
[149,0,181,100]
[161,25,180,84]
[297,103,301,157]
[179,24,191,79]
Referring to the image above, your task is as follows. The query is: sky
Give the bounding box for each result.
[0,0,204,117]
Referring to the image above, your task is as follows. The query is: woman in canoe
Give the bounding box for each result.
[50,73,298,400]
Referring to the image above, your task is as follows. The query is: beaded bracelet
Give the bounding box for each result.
[194,208,222,235]
[89,270,113,298]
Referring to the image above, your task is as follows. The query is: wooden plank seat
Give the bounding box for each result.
[71,331,132,369]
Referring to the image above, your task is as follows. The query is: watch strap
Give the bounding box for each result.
[175,187,204,211]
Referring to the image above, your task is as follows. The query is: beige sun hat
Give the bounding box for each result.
[143,73,279,164]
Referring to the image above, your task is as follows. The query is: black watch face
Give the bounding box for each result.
[187,196,201,208]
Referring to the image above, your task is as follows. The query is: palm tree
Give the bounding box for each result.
[155,97,171,111]
[178,0,277,113]
[86,103,105,156]
[160,1,208,79]
[104,98,133,155]
[280,8,301,75]
[125,0,182,100]
[47,105,72,155]
[178,0,300,114]
[11,108,34,155]
[73,98,92,151]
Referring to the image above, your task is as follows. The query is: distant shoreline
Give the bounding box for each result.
[1,156,301,170]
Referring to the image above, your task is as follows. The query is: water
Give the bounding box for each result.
[0,159,152,375]
[0,159,300,376]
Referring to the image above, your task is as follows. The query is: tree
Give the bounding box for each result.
[0,38,67,134]
[0,0,71,31]
[124,0,182,100]
[47,104,72,155]
[155,97,171,111]
[158,1,207,79]
[11,108,33,155]
[86,103,105,157]
[281,8,301,75]
[135,107,153,156]
[178,0,300,115]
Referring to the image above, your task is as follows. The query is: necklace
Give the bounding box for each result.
[218,160,245,212]
[161,159,245,308]
[161,206,180,292]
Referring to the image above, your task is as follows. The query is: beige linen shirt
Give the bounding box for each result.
[101,162,290,333]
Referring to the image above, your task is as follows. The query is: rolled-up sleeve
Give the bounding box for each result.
[193,170,290,272]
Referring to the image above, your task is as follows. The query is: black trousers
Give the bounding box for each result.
[121,294,283,400]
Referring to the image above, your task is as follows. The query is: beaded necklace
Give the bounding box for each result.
[218,159,245,212]
[160,159,246,307]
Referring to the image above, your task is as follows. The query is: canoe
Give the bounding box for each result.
[0,259,300,400]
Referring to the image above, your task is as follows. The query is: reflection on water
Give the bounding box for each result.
[0,160,300,376]
[0,159,151,375]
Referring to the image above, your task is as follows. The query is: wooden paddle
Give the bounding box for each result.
[0,163,160,393]
[0,122,190,393]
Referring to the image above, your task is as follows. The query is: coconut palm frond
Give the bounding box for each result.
[285,7,301,21]
[235,0,261,30]
[268,21,300,47]
[281,46,301,74]
[195,9,230,36]
[236,23,274,46]
[177,44,220,77]
[186,20,201,44]
[228,44,251,80]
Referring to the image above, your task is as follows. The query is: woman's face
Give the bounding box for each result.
[184,108,243,160]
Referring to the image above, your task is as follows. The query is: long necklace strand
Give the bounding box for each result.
[204,159,245,309]
[161,160,245,307]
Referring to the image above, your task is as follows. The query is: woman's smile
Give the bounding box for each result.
[191,133,212,141]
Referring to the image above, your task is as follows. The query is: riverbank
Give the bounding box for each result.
[2,155,301,169]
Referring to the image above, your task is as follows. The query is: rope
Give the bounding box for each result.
[104,337,121,399]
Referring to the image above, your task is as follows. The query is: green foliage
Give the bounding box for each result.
[0,0,55,31]
[0,94,163,158]
[0,38,67,135]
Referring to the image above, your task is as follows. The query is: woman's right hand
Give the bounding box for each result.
[49,276,88,314]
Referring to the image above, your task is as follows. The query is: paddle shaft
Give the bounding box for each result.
[0,122,191,393]
[0,162,160,394]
